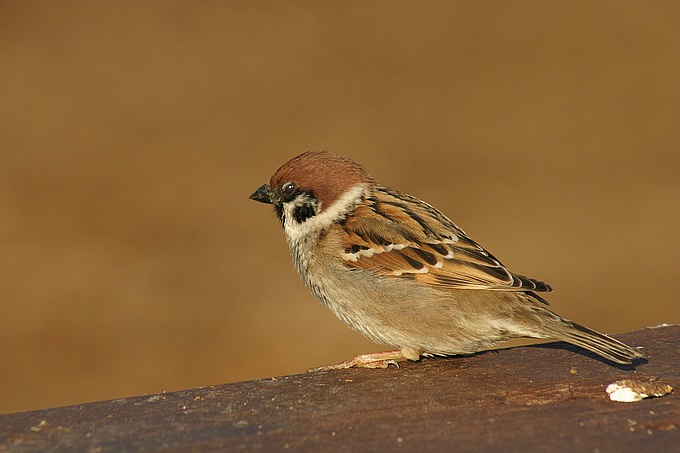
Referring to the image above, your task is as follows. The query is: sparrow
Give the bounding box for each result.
[250,151,643,370]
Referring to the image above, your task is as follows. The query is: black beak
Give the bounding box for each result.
[249,184,272,204]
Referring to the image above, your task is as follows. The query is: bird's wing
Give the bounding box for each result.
[335,186,552,293]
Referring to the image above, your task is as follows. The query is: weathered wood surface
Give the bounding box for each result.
[1,325,678,452]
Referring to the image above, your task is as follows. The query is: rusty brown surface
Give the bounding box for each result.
[3,3,680,416]
[1,325,678,452]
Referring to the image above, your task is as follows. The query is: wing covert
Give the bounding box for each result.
[336,186,552,293]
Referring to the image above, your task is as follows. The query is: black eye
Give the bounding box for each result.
[280,181,298,200]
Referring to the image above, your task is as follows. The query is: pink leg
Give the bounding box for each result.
[307,350,406,372]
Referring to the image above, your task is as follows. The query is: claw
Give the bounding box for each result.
[307,350,406,372]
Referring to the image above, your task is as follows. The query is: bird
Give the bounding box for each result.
[250,150,643,370]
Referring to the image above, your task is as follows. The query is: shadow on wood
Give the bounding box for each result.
[1,325,678,452]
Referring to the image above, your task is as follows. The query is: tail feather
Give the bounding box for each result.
[553,321,644,365]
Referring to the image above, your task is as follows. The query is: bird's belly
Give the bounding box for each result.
[303,267,520,355]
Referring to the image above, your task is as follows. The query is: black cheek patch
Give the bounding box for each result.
[292,204,317,223]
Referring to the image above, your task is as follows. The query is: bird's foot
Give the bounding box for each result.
[307,350,405,372]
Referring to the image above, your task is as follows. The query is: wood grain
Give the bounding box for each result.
[1,325,678,452]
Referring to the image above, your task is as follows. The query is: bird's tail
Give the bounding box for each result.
[547,319,644,365]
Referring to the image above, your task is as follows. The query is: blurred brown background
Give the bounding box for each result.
[1,1,679,415]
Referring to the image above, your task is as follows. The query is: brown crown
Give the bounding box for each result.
[269,151,374,210]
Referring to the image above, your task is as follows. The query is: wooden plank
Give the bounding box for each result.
[1,325,678,452]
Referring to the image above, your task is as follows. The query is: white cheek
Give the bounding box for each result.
[283,185,368,243]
